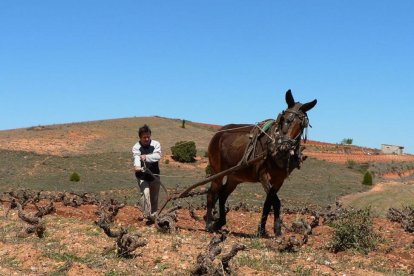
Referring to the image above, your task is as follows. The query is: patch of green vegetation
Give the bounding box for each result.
[346,159,356,169]
[205,163,212,176]
[329,208,381,254]
[293,265,312,276]
[70,172,80,182]
[103,269,131,276]
[362,171,373,185]
[235,254,270,271]
[45,251,86,263]
[235,252,287,273]
[247,238,266,250]
[341,138,353,145]
[0,256,20,268]
[153,256,162,264]
[49,272,68,276]
[84,225,102,237]
[155,262,169,272]
[0,221,18,235]
[171,236,183,252]
[171,141,197,162]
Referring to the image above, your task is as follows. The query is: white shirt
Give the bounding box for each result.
[132,139,162,169]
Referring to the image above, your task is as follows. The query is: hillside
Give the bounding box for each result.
[0,116,413,210]
[0,116,371,208]
[0,116,216,156]
[0,116,414,275]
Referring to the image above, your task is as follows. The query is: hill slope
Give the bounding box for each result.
[0,116,413,211]
[0,116,216,156]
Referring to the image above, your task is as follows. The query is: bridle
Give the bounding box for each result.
[232,103,312,172]
[267,104,310,169]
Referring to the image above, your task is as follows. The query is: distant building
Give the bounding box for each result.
[381,144,404,155]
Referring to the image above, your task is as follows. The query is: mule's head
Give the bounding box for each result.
[273,89,317,155]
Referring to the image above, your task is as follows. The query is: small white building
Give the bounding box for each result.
[381,144,404,155]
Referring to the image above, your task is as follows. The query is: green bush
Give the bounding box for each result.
[341,138,353,145]
[362,171,373,185]
[346,160,356,169]
[329,208,380,254]
[205,164,212,176]
[70,172,80,182]
[171,141,197,163]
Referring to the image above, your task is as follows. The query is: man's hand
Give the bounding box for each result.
[140,155,146,161]
[134,166,142,172]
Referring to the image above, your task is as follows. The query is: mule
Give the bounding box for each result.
[205,90,317,236]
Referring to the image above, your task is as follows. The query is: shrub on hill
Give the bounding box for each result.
[171,141,197,163]
[362,171,373,185]
[346,160,356,169]
[70,172,80,182]
[341,138,353,145]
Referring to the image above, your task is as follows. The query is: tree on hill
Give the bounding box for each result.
[341,138,353,145]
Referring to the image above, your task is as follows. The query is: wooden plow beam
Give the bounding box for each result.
[156,153,266,216]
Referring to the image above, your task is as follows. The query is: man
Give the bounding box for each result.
[132,124,162,223]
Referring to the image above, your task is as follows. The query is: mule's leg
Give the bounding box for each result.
[213,180,237,231]
[257,189,274,237]
[272,192,282,236]
[206,179,221,232]
[258,171,273,237]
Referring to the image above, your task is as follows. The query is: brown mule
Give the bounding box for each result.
[205,90,317,236]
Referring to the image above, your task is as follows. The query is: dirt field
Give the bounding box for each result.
[1,201,413,275]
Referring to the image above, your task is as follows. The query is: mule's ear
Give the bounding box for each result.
[300,99,317,113]
[285,89,295,108]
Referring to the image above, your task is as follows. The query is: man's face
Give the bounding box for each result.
[139,132,151,146]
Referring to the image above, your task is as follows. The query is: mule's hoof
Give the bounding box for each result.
[257,230,269,238]
[212,220,225,231]
[257,226,269,238]
[206,222,215,233]
[274,229,282,237]
[274,220,282,236]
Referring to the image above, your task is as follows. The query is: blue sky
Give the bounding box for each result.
[1,1,413,153]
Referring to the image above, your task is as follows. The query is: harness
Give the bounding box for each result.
[240,104,310,174]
